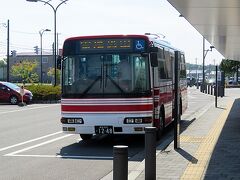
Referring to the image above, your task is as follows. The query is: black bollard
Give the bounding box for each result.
[204,84,207,94]
[207,84,210,94]
[113,145,128,180]
[145,127,156,180]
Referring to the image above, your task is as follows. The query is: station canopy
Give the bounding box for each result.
[167,0,240,61]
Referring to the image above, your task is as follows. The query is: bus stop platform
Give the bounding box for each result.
[131,87,240,180]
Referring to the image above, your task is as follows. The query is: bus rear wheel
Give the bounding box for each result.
[80,134,93,140]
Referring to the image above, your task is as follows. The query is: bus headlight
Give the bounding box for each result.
[61,118,84,124]
[134,118,143,123]
[75,118,83,124]
[124,117,152,124]
[125,118,134,124]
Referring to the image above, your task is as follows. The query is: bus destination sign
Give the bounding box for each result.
[80,39,132,51]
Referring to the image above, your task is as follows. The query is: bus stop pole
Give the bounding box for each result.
[215,66,218,108]
[174,51,180,149]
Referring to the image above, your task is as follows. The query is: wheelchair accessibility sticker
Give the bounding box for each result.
[134,40,145,51]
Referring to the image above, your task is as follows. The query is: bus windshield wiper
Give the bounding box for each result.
[106,75,125,93]
[82,76,102,95]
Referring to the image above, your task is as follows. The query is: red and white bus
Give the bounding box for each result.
[60,34,187,140]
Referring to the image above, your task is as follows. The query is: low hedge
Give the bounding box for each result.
[26,84,61,102]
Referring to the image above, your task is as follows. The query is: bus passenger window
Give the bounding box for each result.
[159,47,165,59]
[180,54,186,78]
[158,60,167,79]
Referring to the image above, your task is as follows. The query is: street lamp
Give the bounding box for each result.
[1,20,9,82]
[39,28,51,84]
[202,37,214,92]
[26,0,69,86]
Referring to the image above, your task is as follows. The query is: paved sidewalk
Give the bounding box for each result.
[101,88,240,180]
[134,88,240,180]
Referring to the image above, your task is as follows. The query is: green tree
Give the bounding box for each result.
[220,59,240,84]
[11,60,39,83]
[219,59,240,78]
[0,58,7,67]
[47,67,61,85]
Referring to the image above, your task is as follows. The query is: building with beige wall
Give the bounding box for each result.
[9,52,54,83]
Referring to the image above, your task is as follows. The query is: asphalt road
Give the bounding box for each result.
[0,103,147,180]
[0,87,215,180]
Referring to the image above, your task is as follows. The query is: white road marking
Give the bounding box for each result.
[0,131,62,152]
[5,154,114,159]
[0,104,59,115]
[4,134,73,156]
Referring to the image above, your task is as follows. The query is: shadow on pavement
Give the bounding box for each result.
[58,112,199,162]
[175,148,198,164]
[204,98,240,179]
[180,118,197,133]
[58,134,145,160]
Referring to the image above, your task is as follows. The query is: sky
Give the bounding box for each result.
[0,0,224,65]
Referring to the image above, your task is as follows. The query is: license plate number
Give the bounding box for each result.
[95,126,113,134]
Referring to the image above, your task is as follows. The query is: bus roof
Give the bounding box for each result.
[63,34,184,54]
[147,35,183,53]
[64,34,149,42]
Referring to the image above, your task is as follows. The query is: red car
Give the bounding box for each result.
[0,81,33,105]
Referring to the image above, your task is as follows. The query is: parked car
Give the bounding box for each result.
[0,81,33,105]
[207,78,215,85]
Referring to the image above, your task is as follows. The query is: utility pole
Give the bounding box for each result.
[202,37,205,92]
[196,58,198,79]
[7,19,9,82]
[57,33,59,55]
[196,58,199,88]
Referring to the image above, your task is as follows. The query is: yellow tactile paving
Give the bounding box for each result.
[181,100,234,180]
[180,136,205,143]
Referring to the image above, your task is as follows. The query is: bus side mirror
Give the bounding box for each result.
[150,53,158,67]
[57,56,62,69]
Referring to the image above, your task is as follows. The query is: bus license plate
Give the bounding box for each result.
[95,126,113,134]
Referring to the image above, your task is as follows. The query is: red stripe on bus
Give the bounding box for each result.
[62,104,153,112]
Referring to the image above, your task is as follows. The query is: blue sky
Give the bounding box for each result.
[0,0,223,65]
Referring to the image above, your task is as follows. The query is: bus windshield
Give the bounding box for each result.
[62,53,151,98]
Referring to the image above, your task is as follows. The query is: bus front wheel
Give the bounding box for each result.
[80,134,92,140]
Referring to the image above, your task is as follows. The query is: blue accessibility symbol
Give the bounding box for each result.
[134,40,145,51]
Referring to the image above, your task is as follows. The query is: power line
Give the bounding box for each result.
[0,41,52,51]
[1,29,53,36]
[11,30,38,35]
[12,30,54,36]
